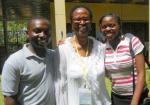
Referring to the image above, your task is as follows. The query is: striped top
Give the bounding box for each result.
[105,34,144,95]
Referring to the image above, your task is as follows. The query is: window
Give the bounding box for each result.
[122,22,149,58]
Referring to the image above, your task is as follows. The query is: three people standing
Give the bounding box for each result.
[1,5,147,105]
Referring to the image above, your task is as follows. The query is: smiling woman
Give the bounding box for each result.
[99,13,147,105]
[55,5,111,105]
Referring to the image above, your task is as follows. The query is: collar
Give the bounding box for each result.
[23,43,46,61]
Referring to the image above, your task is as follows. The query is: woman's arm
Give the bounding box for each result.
[131,53,145,105]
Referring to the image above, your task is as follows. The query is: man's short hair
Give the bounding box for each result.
[27,17,50,30]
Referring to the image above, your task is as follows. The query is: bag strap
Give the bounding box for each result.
[130,38,136,92]
[125,33,135,93]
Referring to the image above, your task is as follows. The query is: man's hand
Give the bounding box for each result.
[4,96,17,105]
[57,40,64,45]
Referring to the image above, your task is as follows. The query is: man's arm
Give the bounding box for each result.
[2,55,21,105]
[4,96,17,105]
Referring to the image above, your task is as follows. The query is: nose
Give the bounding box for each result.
[105,26,112,30]
[79,19,86,24]
[38,31,45,37]
[37,32,46,40]
[37,34,46,41]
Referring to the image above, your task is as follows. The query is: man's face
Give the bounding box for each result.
[27,19,50,49]
[71,8,92,38]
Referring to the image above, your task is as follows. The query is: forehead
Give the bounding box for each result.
[29,19,49,29]
[102,16,117,24]
[72,8,89,17]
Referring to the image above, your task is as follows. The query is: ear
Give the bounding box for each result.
[99,24,102,30]
[90,18,92,22]
[26,30,28,34]
[26,31,30,39]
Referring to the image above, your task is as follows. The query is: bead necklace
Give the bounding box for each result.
[73,36,90,88]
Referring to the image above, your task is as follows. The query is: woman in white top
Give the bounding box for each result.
[55,6,111,105]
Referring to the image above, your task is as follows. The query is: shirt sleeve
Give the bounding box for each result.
[54,46,68,105]
[131,36,144,56]
[1,56,20,96]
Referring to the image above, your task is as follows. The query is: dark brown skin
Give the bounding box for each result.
[100,16,120,43]
[4,96,17,105]
[100,16,120,50]
[71,7,92,57]
[131,53,145,105]
[26,18,51,57]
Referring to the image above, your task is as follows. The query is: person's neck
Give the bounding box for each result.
[109,35,121,50]
[73,35,89,57]
[74,35,88,50]
[28,44,46,58]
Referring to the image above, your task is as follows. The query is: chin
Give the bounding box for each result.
[106,37,113,41]
[39,44,47,48]
[34,45,46,49]
[79,31,89,36]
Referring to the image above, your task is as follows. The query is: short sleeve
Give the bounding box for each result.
[131,36,144,55]
[1,56,20,96]
[54,46,68,105]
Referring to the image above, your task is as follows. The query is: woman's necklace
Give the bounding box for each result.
[73,36,91,88]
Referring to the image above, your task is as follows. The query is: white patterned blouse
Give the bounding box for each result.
[55,36,111,105]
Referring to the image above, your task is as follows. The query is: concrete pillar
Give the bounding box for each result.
[54,0,66,45]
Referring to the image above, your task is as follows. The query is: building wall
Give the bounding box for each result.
[50,2,148,49]
[64,3,148,32]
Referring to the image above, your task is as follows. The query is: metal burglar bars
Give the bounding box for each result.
[0,0,51,73]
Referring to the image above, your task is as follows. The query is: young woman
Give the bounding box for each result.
[99,13,146,105]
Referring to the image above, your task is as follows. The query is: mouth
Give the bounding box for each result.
[79,26,89,33]
[37,38,47,46]
[79,25,86,29]
[38,40,45,44]
[103,33,113,41]
[105,33,112,37]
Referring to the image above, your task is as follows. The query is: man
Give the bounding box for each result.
[1,18,55,105]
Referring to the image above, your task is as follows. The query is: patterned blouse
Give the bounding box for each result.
[105,34,144,95]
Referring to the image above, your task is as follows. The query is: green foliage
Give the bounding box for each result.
[0,20,27,52]
[146,69,150,96]
[0,75,4,105]
[105,77,111,96]
[0,34,4,45]
[7,21,27,31]
[0,22,4,45]
[0,22,3,30]
[0,94,4,105]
